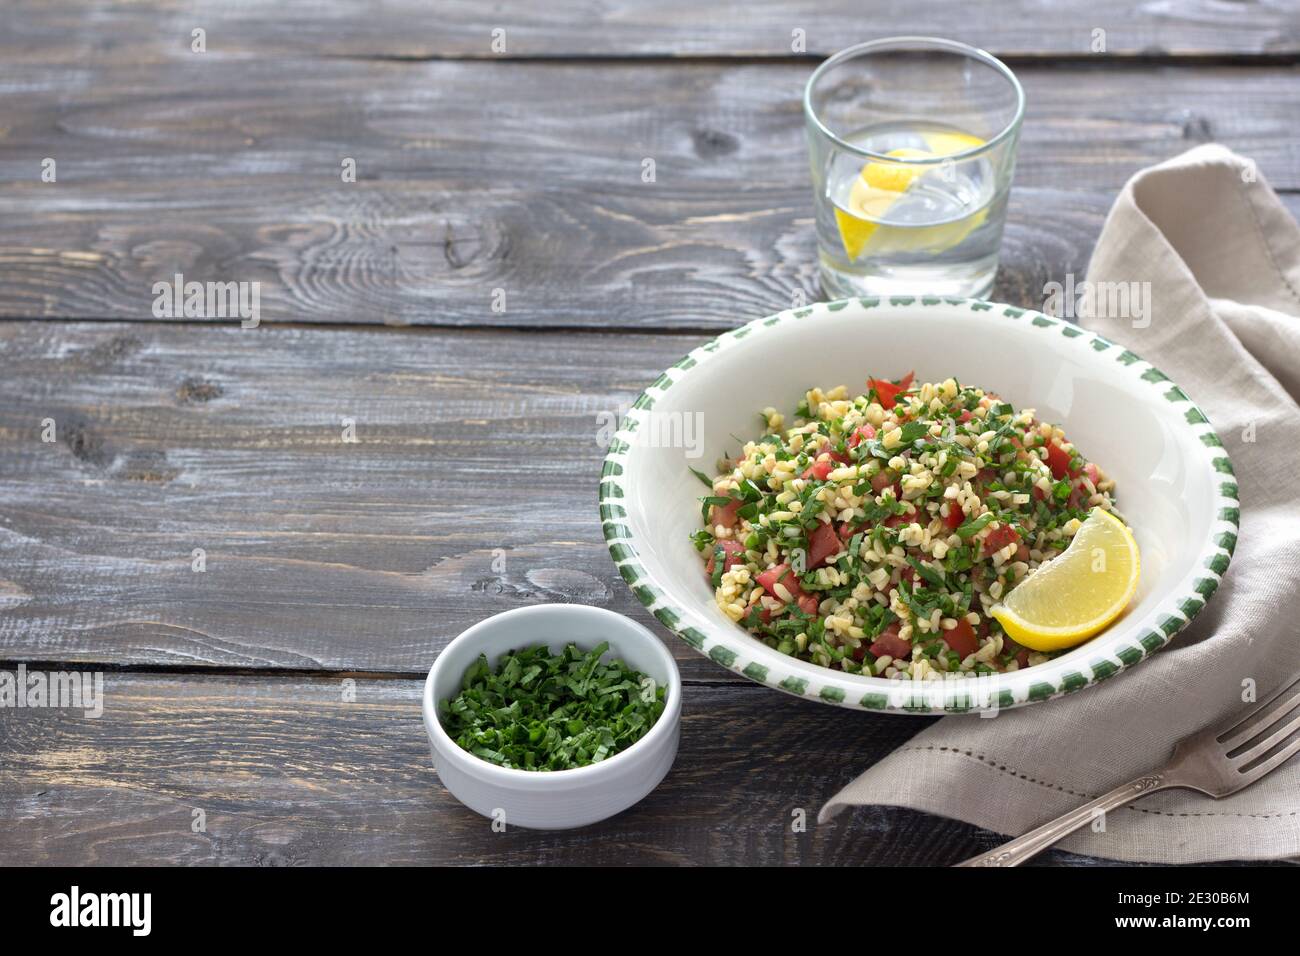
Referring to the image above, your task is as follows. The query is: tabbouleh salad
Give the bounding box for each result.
[691,372,1120,680]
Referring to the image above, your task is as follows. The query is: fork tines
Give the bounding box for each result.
[1218,674,1300,778]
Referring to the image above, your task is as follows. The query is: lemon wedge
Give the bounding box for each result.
[861,147,932,192]
[834,148,931,260]
[921,131,986,156]
[833,135,988,261]
[991,507,1141,653]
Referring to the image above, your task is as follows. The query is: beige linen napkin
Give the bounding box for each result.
[820,144,1300,863]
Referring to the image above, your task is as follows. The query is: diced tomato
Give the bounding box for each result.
[958,409,973,423]
[869,624,911,661]
[847,423,877,448]
[1032,485,1047,502]
[801,454,835,481]
[837,521,862,541]
[807,522,841,569]
[1001,634,1031,669]
[1044,441,1079,480]
[981,524,1021,557]
[944,618,979,658]
[867,371,915,410]
[829,451,852,465]
[804,460,829,480]
[756,563,819,616]
[898,566,916,585]
[1016,542,1030,562]
[710,497,742,529]
[1083,462,1100,485]
[883,512,910,528]
[756,564,791,593]
[943,503,965,529]
[704,539,746,576]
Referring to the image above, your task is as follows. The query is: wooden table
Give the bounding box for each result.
[1,1,1297,866]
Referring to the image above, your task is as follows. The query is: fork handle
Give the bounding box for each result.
[955,772,1175,867]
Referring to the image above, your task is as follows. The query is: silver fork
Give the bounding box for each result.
[957,674,1300,866]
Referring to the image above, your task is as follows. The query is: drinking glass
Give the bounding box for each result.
[804,37,1025,299]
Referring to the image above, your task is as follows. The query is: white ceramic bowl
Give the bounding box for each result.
[600,297,1238,714]
[422,604,682,829]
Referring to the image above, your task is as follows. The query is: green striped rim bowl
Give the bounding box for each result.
[599,297,1237,714]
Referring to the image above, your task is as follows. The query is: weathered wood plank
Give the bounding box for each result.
[1,60,1296,327]
[5,0,1299,61]
[0,320,734,677]
[0,672,1101,865]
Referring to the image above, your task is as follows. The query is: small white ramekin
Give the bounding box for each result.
[422,604,682,830]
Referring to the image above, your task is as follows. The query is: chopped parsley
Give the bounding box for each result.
[440,642,666,771]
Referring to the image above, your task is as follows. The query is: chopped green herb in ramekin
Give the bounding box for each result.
[439,642,666,771]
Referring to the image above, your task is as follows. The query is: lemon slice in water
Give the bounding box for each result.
[922,131,987,156]
[834,148,931,260]
[833,133,990,262]
[991,507,1141,653]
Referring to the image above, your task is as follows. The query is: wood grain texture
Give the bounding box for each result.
[0,320,744,678]
[5,0,1299,61]
[0,672,1114,866]
[1,58,1297,327]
